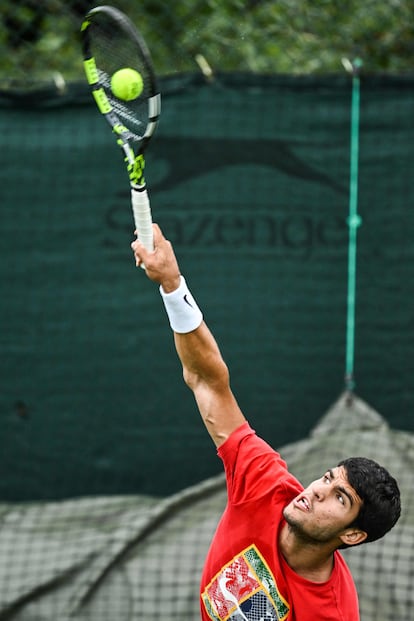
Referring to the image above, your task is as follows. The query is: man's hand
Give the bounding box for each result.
[131,223,181,293]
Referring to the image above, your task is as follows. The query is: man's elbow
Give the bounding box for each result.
[182,358,230,392]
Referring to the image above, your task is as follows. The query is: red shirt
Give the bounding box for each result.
[200,422,360,620]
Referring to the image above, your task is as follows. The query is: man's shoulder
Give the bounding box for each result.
[219,421,302,502]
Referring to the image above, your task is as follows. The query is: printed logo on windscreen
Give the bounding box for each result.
[202,545,289,621]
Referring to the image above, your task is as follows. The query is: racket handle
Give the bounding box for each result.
[131,186,154,252]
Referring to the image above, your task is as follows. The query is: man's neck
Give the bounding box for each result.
[279,522,336,583]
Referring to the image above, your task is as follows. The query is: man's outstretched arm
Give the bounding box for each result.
[131,223,245,447]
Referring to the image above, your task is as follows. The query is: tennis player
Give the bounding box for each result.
[131,223,401,621]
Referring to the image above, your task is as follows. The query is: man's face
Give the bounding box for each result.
[283,466,363,544]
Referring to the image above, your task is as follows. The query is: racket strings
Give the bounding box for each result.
[86,15,155,139]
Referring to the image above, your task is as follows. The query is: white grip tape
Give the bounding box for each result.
[131,187,154,252]
[160,276,203,333]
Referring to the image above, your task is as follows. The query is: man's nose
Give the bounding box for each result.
[311,484,326,501]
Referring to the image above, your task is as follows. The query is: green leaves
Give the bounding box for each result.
[1,0,413,89]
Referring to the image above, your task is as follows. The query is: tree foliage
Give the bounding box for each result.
[1,0,413,88]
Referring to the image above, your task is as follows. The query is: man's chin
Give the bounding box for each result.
[283,503,300,525]
[282,505,313,540]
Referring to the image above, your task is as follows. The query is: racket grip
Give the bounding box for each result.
[131,186,154,252]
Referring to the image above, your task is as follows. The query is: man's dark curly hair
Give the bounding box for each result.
[338,456,401,547]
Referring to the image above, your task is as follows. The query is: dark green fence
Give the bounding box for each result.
[1,73,413,500]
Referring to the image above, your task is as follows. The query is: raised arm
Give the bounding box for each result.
[131,224,245,447]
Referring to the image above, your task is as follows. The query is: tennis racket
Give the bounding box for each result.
[80,5,161,252]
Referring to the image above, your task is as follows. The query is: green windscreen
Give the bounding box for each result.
[1,73,413,501]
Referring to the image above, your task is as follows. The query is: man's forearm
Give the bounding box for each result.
[131,224,246,446]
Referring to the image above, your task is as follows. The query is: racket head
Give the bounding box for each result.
[81,5,160,148]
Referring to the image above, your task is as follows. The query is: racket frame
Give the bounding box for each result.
[81,5,161,251]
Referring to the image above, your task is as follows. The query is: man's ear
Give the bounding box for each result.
[339,529,368,547]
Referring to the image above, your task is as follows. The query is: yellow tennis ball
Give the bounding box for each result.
[111,68,144,101]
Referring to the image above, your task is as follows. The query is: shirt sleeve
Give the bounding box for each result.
[218,421,302,504]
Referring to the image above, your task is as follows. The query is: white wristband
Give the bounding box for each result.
[160,276,203,333]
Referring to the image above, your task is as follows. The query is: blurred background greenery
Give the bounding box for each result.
[1,0,414,90]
